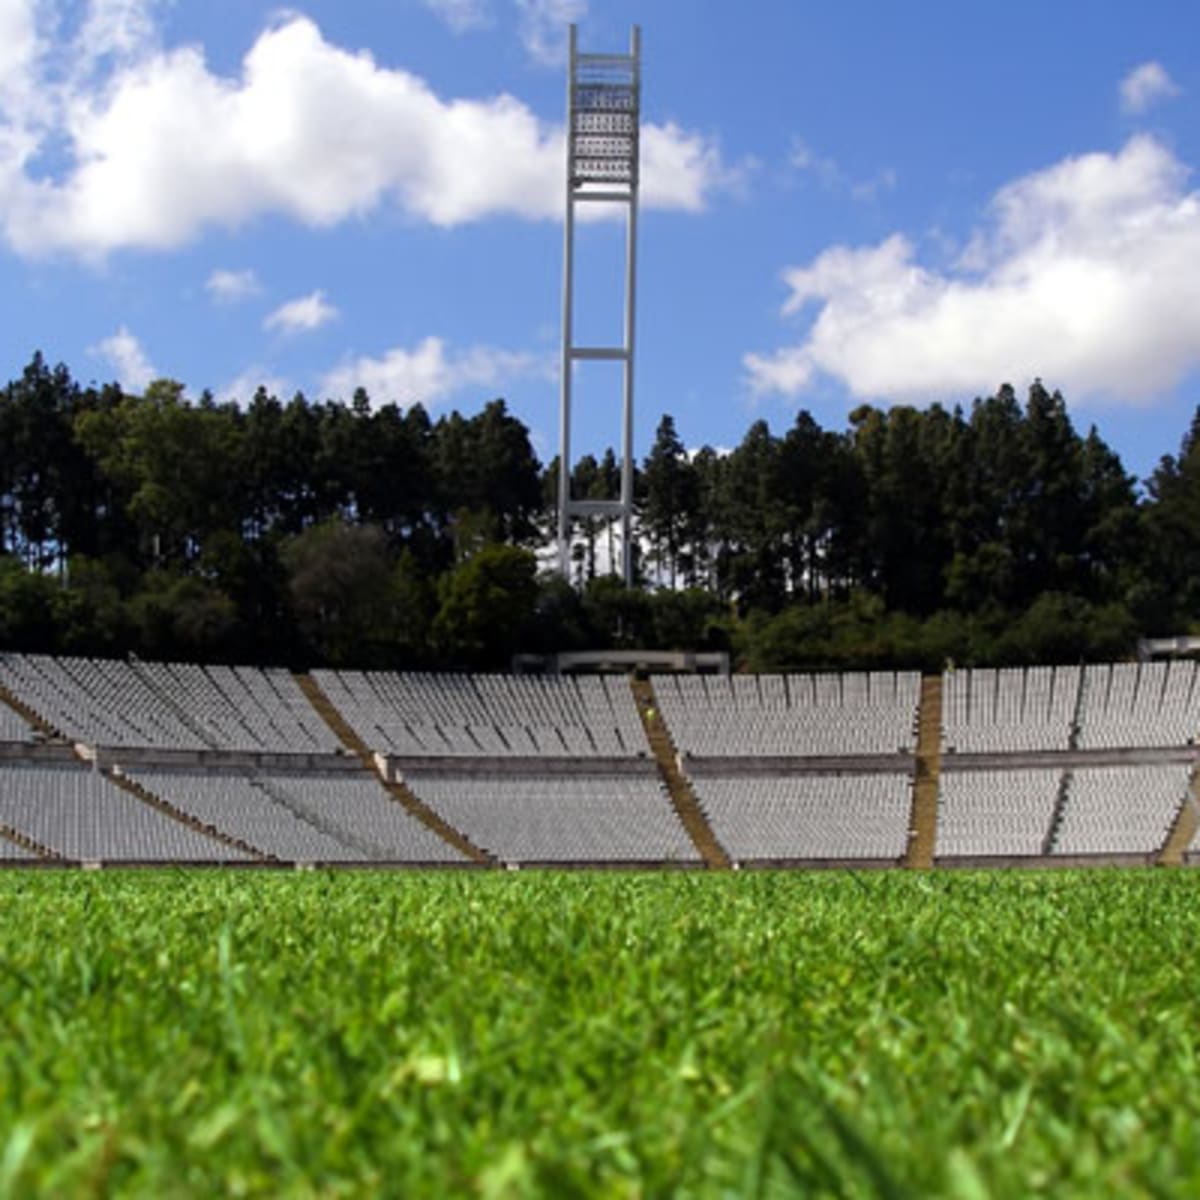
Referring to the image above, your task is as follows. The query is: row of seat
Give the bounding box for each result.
[653,672,921,758]
[0,655,341,754]
[1056,765,1189,855]
[405,770,698,865]
[1077,662,1200,749]
[0,761,696,866]
[0,763,254,861]
[128,768,462,863]
[1,756,1196,866]
[942,667,1080,752]
[6,656,1199,762]
[0,700,34,743]
[694,773,912,862]
[313,669,646,757]
[936,765,1193,858]
[942,662,1200,752]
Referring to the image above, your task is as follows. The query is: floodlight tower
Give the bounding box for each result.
[557,24,641,585]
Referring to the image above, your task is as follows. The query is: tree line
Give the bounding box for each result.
[3,352,1200,670]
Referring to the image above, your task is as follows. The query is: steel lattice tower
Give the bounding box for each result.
[557,24,640,584]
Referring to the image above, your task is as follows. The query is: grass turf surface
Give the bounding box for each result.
[1,869,1199,1197]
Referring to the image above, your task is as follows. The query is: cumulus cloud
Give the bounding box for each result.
[264,289,338,334]
[217,366,290,406]
[790,137,897,202]
[0,8,732,257]
[92,325,157,391]
[322,336,549,407]
[516,0,587,66]
[71,0,160,77]
[422,0,492,34]
[206,267,260,302]
[1120,61,1180,114]
[745,135,1200,407]
[0,0,38,98]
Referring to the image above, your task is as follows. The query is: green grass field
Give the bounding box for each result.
[2,868,1199,1198]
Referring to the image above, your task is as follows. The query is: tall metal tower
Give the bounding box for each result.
[557,24,641,585]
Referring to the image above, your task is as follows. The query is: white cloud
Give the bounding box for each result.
[789,137,896,202]
[205,267,260,302]
[745,135,1200,408]
[789,139,842,190]
[217,366,290,406]
[0,0,38,100]
[422,0,491,33]
[92,324,156,391]
[641,122,744,212]
[322,336,549,407]
[1120,61,1180,115]
[516,0,586,66]
[264,289,338,334]
[72,0,160,77]
[0,11,733,257]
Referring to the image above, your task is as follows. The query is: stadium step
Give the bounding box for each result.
[1158,767,1200,866]
[102,768,276,863]
[906,675,943,868]
[630,677,730,869]
[0,683,61,741]
[295,673,493,866]
[0,822,63,861]
[1040,769,1074,856]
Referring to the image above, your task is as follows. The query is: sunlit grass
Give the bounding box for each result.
[1,869,1198,1197]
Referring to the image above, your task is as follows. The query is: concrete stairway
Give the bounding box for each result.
[296,673,492,866]
[906,675,943,868]
[103,768,275,862]
[0,823,62,860]
[630,677,729,869]
[1159,768,1200,866]
[0,684,60,740]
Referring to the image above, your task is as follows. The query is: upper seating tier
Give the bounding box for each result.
[314,670,647,758]
[0,654,342,755]
[652,671,921,758]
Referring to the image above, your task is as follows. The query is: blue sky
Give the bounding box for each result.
[4,1,1200,483]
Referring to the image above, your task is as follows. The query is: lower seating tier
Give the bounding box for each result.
[406,771,700,865]
[128,769,467,864]
[693,772,913,863]
[0,763,252,862]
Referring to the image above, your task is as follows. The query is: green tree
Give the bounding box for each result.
[432,544,540,668]
[74,380,243,566]
[1140,407,1200,629]
[282,520,397,666]
[642,414,697,589]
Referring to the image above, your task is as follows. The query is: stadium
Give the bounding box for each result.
[3,653,1200,871]
[6,5,1200,1195]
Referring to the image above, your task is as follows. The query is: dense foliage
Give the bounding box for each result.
[3,353,1200,668]
[2,869,1199,1196]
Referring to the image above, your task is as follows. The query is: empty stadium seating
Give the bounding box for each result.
[941,667,1080,753]
[1076,662,1200,749]
[936,769,1061,858]
[695,772,912,863]
[125,769,468,864]
[1052,765,1189,856]
[313,670,647,758]
[0,654,1197,870]
[0,762,252,862]
[405,770,699,865]
[0,654,341,754]
[653,671,921,758]
[0,701,34,743]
